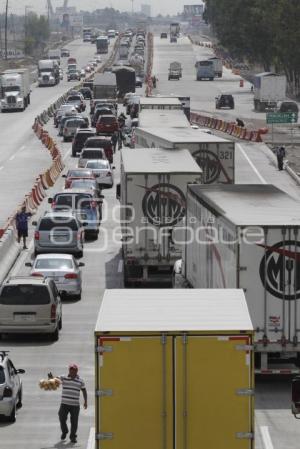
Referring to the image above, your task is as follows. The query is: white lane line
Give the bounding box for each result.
[9,154,16,161]
[260,426,274,449]
[237,143,267,184]
[118,260,123,273]
[63,148,71,162]
[0,166,3,171]
[86,427,95,449]
[20,145,26,151]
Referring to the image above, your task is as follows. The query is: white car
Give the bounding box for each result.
[26,254,84,300]
[0,351,25,422]
[59,69,63,80]
[84,159,114,188]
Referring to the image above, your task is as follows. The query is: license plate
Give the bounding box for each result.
[14,314,35,322]
[52,235,68,242]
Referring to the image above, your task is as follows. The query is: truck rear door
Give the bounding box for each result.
[96,336,173,449]
[175,335,253,449]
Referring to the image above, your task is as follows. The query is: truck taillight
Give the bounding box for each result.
[64,273,78,279]
[3,386,13,398]
[50,304,56,322]
[34,231,40,240]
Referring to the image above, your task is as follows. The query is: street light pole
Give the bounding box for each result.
[4,0,8,60]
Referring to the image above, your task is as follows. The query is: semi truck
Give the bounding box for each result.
[177,184,300,374]
[117,147,202,286]
[48,49,61,65]
[134,127,235,185]
[0,68,31,111]
[93,73,117,99]
[138,109,190,128]
[195,60,215,81]
[38,59,59,86]
[119,44,129,60]
[209,56,223,77]
[114,66,136,96]
[253,72,287,112]
[96,36,109,54]
[170,22,180,37]
[95,288,254,449]
[139,96,182,112]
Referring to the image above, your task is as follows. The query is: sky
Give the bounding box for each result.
[5,0,204,17]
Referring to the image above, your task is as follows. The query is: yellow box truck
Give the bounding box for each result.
[95,289,254,449]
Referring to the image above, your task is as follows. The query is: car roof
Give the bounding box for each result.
[43,210,76,218]
[3,276,49,285]
[85,159,108,164]
[58,188,95,194]
[35,253,74,260]
[86,136,111,142]
[99,115,116,119]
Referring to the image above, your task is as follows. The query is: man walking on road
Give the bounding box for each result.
[274,145,286,171]
[50,364,87,444]
[15,205,31,249]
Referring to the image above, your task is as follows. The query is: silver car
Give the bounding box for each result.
[0,276,62,341]
[78,148,107,168]
[84,159,114,188]
[0,351,25,422]
[33,211,85,257]
[26,254,84,300]
[62,117,86,142]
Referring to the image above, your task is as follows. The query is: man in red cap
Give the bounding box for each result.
[51,364,87,444]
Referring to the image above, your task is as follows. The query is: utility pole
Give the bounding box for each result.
[4,0,8,60]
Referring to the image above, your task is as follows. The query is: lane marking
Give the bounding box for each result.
[237,143,267,184]
[260,426,274,449]
[63,148,71,162]
[86,427,95,449]
[118,260,123,273]
[9,154,15,161]
[0,166,3,171]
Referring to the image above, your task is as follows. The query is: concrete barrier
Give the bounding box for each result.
[0,227,21,284]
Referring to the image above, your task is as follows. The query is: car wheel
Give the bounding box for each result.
[63,137,66,142]
[17,388,22,408]
[8,402,16,423]
[58,316,62,330]
[72,151,76,157]
[74,291,82,300]
[76,250,83,258]
[51,326,59,342]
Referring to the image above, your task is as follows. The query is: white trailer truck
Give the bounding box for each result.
[95,288,254,449]
[138,109,190,128]
[209,56,223,77]
[118,147,202,286]
[0,68,31,111]
[48,49,61,65]
[38,59,59,86]
[179,184,300,374]
[253,72,286,112]
[134,127,235,185]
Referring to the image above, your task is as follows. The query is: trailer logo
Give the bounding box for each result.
[192,149,221,184]
[259,241,300,300]
[140,183,186,226]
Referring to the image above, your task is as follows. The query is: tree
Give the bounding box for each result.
[24,13,49,55]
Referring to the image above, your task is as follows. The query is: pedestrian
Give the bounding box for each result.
[236,118,245,127]
[274,145,286,171]
[15,205,31,249]
[152,75,157,88]
[111,131,118,153]
[49,364,87,444]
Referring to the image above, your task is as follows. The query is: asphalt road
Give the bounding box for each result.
[1,32,300,449]
[0,38,115,228]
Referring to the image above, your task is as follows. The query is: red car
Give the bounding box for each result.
[62,169,96,189]
[96,115,119,135]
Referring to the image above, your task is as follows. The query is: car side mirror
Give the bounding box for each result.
[25,262,33,267]
[112,166,116,169]
[82,222,88,227]
[48,198,53,204]
[32,221,37,226]
[79,262,85,267]
[100,195,104,199]
[16,369,25,374]
[62,174,67,178]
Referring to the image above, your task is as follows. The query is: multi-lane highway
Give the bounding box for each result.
[1,30,300,449]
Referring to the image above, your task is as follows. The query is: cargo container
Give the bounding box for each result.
[95,288,254,449]
[96,36,109,54]
[0,68,31,111]
[93,73,117,99]
[134,127,235,185]
[253,72,286,112]
[208,56,223,77]
[181,184,300,374]
[195,60,215,81]
[139,96,182,111]
[118,147,202,286]
[138,109,190,128]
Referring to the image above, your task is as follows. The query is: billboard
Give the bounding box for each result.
[183,4,204,17]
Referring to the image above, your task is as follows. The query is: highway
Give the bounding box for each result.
[1,31,300,449]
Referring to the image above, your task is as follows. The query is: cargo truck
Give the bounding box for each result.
[170,21,180,38]
[138,109,190,128]
[178,184,300,374]
[0,68,31,111]
[95,288,255,449]
[118,147,202,286]
[209,56,223,77]
[96,36,109,54]
[38,59,59,86]
[139,96,182,112]
[119,44,129,59]
[134,127,235,185]
[48,49,61,65]
[93,73,117,99]
[114,66,136,96]
[195,60,215,81]
[253,72,287,112]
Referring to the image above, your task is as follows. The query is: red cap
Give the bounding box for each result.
[69,363,78,371]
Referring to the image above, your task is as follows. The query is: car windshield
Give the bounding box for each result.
[70,180,97,189]
[68,96,81,101]
[0,366,5,383]
[82,150,105,158]
[39,217,79,231]
[55,194,93,209]
[66,119,84,127]
[86,160,108,169]
[100,116,115,124]
[0,285,51,305]
[68,170,93,177]
[75,133,94,142]
[85,139,110,148]
[35,258,73,270]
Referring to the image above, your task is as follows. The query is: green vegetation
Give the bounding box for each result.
[204,0,300,95]
[24,13,50,56]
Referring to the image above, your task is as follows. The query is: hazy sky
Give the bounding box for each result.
[6,0,204,17]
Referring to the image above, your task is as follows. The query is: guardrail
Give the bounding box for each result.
[145,33,154,97]
[0,228,21,284]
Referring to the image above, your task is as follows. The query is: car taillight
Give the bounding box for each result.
[106,172,111,177]
[34,231,40,240]
[32,272,44,277]
[77,231,81,241]
[51,304,56,322]
[3,386,13,398]
[64,273,78,279]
